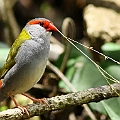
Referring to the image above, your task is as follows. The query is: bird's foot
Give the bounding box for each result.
[22,93,49,106]
[31,98,49,106]
[8,93,29,116]
[17,105,29,116]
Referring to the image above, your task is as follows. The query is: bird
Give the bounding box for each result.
[0,18,58,115]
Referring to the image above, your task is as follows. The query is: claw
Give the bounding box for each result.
[32,98,49,106]
[8,92,49,116]
[17,105,29,116]
[8,93,29,116]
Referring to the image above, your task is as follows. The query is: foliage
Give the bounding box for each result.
[0,42,9,69]
[57,42,120,119]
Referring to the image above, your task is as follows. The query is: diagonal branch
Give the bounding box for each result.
[0,83,120,120]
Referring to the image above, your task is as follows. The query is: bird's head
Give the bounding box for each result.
[25,18,57,39]
[28,18,57,31]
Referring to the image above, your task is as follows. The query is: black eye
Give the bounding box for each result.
[39,22,44,27]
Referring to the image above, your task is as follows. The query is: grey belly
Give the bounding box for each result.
[2,60,47,95]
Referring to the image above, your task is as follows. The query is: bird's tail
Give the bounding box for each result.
[0,80,8,102]
[0,90,8,102]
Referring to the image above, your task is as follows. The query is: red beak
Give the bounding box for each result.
[46,23,58,31]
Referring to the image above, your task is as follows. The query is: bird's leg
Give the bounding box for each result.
[8,93,29,116]
[21,93,49,106]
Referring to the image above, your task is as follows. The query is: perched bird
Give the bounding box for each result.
[0,18,57,115]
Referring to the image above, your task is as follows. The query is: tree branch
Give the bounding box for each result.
[0,83,120,120]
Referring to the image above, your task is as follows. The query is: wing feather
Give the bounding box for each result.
[0,28,31,78]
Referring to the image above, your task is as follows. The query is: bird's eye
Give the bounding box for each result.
[39,22,44,27]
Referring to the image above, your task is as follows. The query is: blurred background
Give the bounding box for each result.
[0,0,120,120]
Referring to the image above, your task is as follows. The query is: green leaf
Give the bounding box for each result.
[0,41,9,48]
[101,42,120,51]
[0,42,9,69]
[89,102,106,114]
[101,100,120,120]
[58,41,120,117]
[105,65,120,80]
[59,56,106,91]
[101,42,120,61]
[0,106,8,111]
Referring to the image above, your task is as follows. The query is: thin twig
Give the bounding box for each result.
[47,61,76,92]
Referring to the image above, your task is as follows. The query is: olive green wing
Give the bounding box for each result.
[0,28,31,78]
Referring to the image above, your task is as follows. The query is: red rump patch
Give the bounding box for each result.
[0,80,2,88]
[28,19,57,31]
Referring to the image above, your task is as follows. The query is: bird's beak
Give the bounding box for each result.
[46,23,58,31]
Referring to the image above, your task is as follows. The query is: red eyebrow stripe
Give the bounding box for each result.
[28,20,41,25]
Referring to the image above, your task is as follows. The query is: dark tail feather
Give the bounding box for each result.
[0,79,8,102]
[0,90,8,102]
